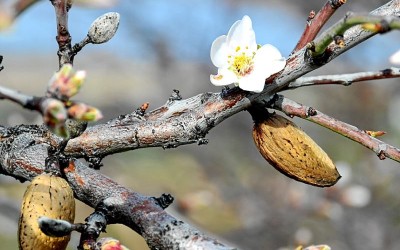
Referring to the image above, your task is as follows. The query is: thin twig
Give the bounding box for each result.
[292,0,346,53]
[0,85,39,110]
[309,14,400,57]
[258,1,400,102]
[51,0,73,67]
[269,94,400,162]
[286,67,400,89]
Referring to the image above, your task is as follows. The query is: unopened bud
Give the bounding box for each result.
[38,216,73,237]
[96,237,129,250]
[42,98,69,138]
[47,64,86,100]
[88,12,120,44]
[67,102,103,121]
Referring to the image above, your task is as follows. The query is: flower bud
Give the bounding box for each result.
[67,102,103,121]
[47,64,86,100]
[88,12,120,44]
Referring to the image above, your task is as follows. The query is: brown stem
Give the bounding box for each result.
[270,95,400,162]
[51,0,73,67]
[292,0,346,53]
[287,67,400,89]
[0,133,235,250]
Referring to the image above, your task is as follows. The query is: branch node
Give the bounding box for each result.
[377,19,391,33]
[154,193,174,209]
[162,142,178,149]
[169,89,182,101]
[197,138,209,145]
[136,102,150,116]
[86,156,104,169]
[377,144,388,160]
[330,0,347,9]
[305,45,332,66]
[307,10,316,24]
[343,80,353,86]
[333,34,345,47]
[307,107,318,117]
[381,68,393,76]
[79,208,108,249]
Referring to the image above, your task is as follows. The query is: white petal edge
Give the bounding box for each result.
[210,35,229,68]
[238,72,265,93]
[227,16,257,52]
[390,49,400,65]
[210,68,238,86]
[253,44,286,77]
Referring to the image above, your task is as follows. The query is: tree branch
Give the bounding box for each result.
[61,1,400,160]
[1,1,400,249]
[292,0,346,53]
[255,0,400,105]
[64,90,250,158]
[0,130,236,249]
[309,13,400,57]
[0,85,39,109]
[287,67,400,89]
[51,0,73,67]
[269,94,400,162]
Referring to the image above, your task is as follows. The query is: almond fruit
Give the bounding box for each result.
[18,174,75,250]
[252,113,340,187]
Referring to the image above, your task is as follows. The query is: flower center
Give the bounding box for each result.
[228,46,255,77]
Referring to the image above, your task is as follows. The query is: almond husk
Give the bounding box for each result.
[252,113,340,187]
[18,174,75,250]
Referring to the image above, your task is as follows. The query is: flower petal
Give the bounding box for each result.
[227,16,257,53]
[238,72,265,93]
[210,35,229,68]
[210,68,238,86]
[390,49,400,65]
[253,44,286,77]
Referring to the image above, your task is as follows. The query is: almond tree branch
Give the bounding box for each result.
[269,94,400,162]
[292,0,346,53]
[64,90,249,159]
[0,85,41,110]
[0,130,235,249]
[63,2,400,160]
[50,0,73,67]
[287,67,400,89]
[309,13,400,57]
[0,1,399,249]
[255,0,400,105]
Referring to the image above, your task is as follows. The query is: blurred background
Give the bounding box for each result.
[0,0,400,249]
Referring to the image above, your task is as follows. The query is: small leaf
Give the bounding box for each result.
[365,130,386,138]
[88,12,120,44]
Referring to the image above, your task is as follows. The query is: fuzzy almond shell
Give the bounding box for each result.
[252,114,341,187]
[18,174,75,250]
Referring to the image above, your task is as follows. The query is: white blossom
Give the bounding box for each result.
[210,15,286,93]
